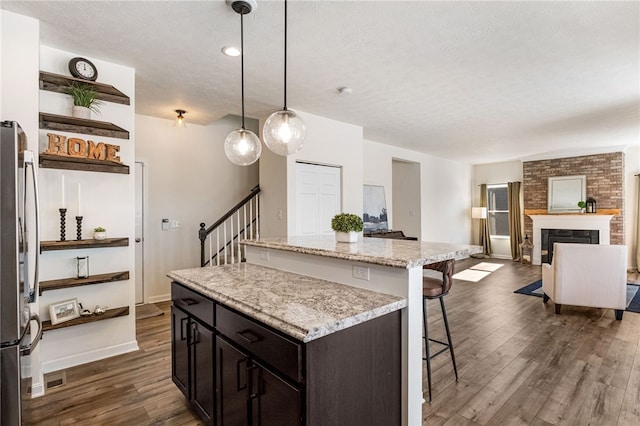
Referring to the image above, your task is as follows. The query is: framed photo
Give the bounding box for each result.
[363,185,388,232]
[49,299,80,325]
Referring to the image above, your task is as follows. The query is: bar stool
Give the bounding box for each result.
[422,259,458,402]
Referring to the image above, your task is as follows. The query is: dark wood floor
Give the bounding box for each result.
[23,259,640,425]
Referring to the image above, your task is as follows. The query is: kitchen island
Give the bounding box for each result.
[241,236,482,426]
[169,263,406,425]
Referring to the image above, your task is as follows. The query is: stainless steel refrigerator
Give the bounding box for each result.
[1,121,41,425]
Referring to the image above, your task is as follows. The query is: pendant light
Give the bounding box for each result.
[224,0,262,166]
[262,0,306,156]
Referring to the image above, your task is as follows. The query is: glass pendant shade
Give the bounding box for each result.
[224,128,262,166]
[262,110,306,156]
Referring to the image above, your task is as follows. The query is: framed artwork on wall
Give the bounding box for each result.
[363,185,388,232]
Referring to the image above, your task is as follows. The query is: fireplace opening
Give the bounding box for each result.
[541,228,599,264]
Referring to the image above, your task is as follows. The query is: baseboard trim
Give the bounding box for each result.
[30,380,45,398]
[148,293,170,304]
[41,340,139,374]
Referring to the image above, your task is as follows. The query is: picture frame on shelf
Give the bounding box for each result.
[49,298,80,325]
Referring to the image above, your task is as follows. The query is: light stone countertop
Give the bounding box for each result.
[168,263,406,343]
[242,235,482,269]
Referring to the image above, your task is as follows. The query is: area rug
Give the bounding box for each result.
[452,269,491,282]
[135,303,164,320]
[514,280,640,313]
[470,262,504,272]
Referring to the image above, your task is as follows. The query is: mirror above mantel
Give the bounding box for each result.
[547,175,586,213]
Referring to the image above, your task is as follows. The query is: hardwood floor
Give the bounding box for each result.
[23,259,640,425]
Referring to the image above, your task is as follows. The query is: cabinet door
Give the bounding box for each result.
[191,319,215,424]
[216,336,249,426]
[171,306,189,398]
[250,360,302,426]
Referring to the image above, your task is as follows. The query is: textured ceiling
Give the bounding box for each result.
[2,0,638,164]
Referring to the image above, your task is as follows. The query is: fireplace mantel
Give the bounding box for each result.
[527,213,614,265]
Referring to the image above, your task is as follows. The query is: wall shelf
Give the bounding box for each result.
[39,153,129,174]
[39,271,130,295]
[39,71,130,105]
[524,209,621,216]
[42,306,130,332]
[41,238,129,252]
[39,112,130,140]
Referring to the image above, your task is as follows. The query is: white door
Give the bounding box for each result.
[135,162,144,304]
[295,162,341,236]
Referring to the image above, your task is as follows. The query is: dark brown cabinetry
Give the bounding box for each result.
[171,284,215,424]
[171,281,400,426]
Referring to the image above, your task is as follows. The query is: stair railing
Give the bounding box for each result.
[199,185,260,267]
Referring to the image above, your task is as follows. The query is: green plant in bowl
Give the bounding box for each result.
[94,226,106,232]
[331,213,364,233]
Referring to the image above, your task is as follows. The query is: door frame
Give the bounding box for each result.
[135,161,145,305]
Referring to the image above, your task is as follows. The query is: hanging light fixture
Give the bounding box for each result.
[224,0,262,166]
[262,0,305,156]
[174,109,187,127]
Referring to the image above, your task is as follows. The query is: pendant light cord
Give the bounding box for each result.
[283,0,288,111]
[241,9,246,129]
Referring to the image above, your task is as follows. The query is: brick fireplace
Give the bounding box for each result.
[523,152,624,264]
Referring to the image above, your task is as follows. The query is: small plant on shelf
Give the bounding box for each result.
[577,200,586,212]
[66,81,102,118]
[93,227,107,240]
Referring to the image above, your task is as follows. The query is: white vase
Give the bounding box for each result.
[93,231,107,240]
[335,231,357,243]
[72,106,91,120]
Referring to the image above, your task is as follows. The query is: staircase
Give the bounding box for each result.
[199,185,260,267]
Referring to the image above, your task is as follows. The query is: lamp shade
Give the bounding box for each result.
[472,207,487,219]
[262,110,306,155]
[224,129,262,166]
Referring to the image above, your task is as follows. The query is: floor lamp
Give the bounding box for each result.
[471,207,487,259]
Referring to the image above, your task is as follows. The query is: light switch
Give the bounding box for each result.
[161,219,169,230]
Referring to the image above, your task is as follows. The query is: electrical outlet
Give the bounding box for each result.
[352,265,370,281]
[260,250,269,261]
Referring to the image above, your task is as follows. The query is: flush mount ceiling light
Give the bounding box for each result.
[221,46,241,57]
[224,0,262,166]
[262,0,306,156]
[174,109,187,127]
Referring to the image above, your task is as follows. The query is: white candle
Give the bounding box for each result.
[77,183,82,216]
[60,174,65,208]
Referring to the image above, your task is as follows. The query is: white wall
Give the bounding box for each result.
[473,160,523,258]
[364,140,473,244]
[625,145,639,270]
[392,160,421,239]
[259,110,364,237]
[135,114,259,301]
[37,46,137,375]
[1,9,42,396]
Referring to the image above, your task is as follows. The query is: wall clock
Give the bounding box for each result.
[68,57,98,81]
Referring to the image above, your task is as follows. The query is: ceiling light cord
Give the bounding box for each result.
[283,0,287,111]
[240,9,246,129]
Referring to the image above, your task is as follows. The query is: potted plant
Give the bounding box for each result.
[577,200,586,213]
[93,226,107,240]
[66,81,102,119]
[331,213,364,243]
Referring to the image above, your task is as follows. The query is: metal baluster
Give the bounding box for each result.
[249,198,253,240]
[243,204,247,259]
[216,228,220,266]
[237,210,241,262]
[229,215,236,265]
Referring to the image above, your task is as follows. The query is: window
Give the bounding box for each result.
[487,184,509,237]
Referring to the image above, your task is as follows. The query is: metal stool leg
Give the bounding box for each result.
[439,297,458,381]
[423,297,432,402]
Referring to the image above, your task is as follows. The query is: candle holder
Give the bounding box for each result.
[59,208,67,241]
[75,216,83,241]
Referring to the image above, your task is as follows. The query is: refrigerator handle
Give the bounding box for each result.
[24,150,40,303]
[20,313,42,356]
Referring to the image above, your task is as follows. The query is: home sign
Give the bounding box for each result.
[45,133,121,163]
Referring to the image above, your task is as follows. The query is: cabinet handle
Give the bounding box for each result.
[248,365,261,399]
[189,322,199,345]
[236,358,247,391]
[176,298,197,308]
[235,329,262,344]
[180,317,188,341]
